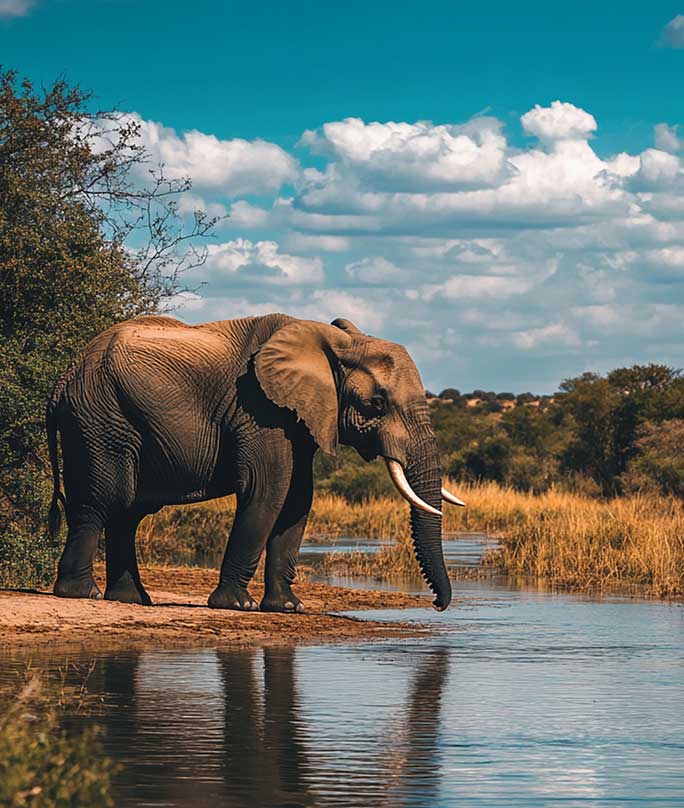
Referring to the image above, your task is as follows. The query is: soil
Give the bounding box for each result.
[0,565,433,651]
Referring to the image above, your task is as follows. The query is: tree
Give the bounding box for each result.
[501,406,556,453]
[621,419,684,497]
[556,366,684,495]
[0,70,219,585]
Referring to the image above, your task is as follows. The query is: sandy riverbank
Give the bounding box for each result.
[0,565,432,651]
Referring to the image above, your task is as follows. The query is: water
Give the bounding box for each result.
[2,536,683,807]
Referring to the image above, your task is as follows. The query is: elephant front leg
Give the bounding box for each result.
[209,485,286,612]
[261,450,313,614]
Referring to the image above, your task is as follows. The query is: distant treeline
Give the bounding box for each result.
[316,364,684,500]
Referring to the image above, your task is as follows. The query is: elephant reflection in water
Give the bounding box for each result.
[379,648,451,807]
[95,646,450,807]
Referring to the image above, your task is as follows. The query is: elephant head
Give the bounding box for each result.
[254,316,464,610]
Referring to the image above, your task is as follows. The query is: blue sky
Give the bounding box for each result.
[3,1,684,392]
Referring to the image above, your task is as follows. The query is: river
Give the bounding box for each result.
[2,535,683,807]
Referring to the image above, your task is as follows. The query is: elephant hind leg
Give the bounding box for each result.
[54,508,103,599]
[104,511,151,606]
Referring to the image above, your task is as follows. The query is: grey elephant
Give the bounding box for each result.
[46,314,464,612]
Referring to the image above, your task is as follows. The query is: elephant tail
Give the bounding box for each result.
[46,398,66,539]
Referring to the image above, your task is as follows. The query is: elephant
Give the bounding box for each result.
[46,313,464,612]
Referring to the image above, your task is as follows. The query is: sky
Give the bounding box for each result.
[3,2,684,393]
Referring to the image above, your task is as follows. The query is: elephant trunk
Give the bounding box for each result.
[403,426,452,611]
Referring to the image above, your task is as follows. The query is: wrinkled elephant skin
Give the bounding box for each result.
[46,314,458,612]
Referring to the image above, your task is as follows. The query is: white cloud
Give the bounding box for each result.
[300,116,511,191]
[345,256,409,284]
[654,123,681,153]
[660,15,684,48]
[125,113,298,196]
[521,101,597,143]
[630,148,682,189]
[510,322,583,351]
[225,201,270,229]
[180,290,385,334]
[203,239,323,285]
[176,193,228,220]
[171,99,684,392]
[0,0,33,17]
[441,274,531,299]
[285,233,351,252]
[290,102,631,236]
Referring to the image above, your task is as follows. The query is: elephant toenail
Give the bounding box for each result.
[285,601,294,610]
[295,603,305,613]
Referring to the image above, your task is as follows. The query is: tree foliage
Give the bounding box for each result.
[0,69,219,585]
[318,364,684,500]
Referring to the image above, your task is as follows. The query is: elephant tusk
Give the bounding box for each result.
[442,487,466,507]
[384,459,442,517]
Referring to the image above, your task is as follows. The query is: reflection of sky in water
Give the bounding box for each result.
[2,548,683,806]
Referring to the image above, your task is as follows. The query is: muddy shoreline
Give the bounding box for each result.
[0,565,433,652]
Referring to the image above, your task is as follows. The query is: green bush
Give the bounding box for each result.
[621,419,684,497]
[321,460,399,503]
[0,523,61,589]
[0,675,117,807]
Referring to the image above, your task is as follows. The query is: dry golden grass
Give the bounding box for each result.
[136,480,684,598]
[483,489,684,598]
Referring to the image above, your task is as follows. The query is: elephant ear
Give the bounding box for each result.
[254,320,353,455]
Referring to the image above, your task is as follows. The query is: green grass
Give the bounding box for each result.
[0,670,117,807]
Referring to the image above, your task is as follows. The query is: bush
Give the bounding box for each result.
[0,523,61,589]
[0,674,117,807]
[321,460,399,503]
[621,420,684,497]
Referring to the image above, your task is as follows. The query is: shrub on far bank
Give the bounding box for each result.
[319,461,399,503]
[621,419,684,497]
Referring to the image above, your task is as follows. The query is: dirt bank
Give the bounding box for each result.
[0,565,432,651]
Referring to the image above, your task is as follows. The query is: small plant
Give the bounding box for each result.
[0,671,117,807]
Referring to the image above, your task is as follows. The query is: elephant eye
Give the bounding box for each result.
[370,395,386,414]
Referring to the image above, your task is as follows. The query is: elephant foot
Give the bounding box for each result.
[105,572,152,606]
[54,575,102,600]
[261,586,305,614]
[208,583,259,611]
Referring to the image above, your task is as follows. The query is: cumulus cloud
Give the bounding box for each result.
[660,15,684,48]
[202,239,323,285]
[510,322,583,351]
[285,234,351,252]
[654,123,681,153]
[0,0,33,17]
[521,101,597,143]
[176,193,228,220]
[124,113,298,196]
[224,201,270,229]
[178,290,386,334]
[289,102,632,237]
[172,100,684,392]
[345,256,409,284]
[440,274,531,299]
[299,116,511,192]
[630,148,682,190]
